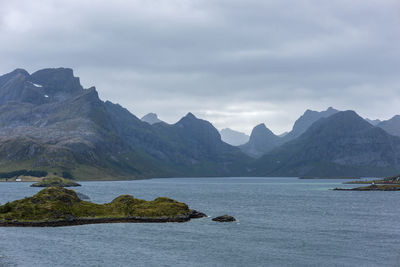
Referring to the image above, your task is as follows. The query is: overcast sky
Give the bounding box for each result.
[0,0,399,134]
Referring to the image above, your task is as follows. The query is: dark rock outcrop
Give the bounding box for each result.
[212,215,236,222]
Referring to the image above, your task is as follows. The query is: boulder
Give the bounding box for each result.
[212,215,236,222]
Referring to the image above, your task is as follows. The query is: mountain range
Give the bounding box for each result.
[1,68,400,179]
[239,107,339,158]
[250,111,400,177]
[0,68,250,179]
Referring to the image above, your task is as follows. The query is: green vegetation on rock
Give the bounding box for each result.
[30,177,81,187]
[0,187,202,225]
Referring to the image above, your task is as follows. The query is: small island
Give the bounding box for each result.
[344,174,400,184]
[333,184,400,191]
[0,187,206,227]
[30,177,81,187]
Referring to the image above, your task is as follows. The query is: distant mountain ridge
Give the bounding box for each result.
[1,68,400,179]
[365,118,382,126]
[282,107,339,142]
[376,115,400,137]
[220,128,249,146]
[239,107,339,158]
[251,111,400,177]
[141,113,163,125]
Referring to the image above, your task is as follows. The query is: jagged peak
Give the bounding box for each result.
[253,123,267,130]
[250,123,276,139]
[185,112,196,119]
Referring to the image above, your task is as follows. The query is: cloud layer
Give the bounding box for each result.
[1,0,399,134]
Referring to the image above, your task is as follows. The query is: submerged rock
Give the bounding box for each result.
[212,215,236,222]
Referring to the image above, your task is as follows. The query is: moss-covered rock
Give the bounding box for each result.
[0,187,205,226]
[30,177,81,187]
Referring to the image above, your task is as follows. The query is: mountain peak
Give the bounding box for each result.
[185,112,196,119]
[141,113,162,125]
[30,68,84,94]
[303,110,373,138]
[249,123,277,141]
[240,123,280,158]
[10,68,29,77]
[283,107,339,141]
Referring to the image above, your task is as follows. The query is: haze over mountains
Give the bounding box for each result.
[219,128,249,146]
[1,68,400,179]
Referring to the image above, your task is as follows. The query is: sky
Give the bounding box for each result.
[0,0,399,135]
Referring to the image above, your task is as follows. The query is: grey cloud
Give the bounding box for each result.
[0,0,399,134]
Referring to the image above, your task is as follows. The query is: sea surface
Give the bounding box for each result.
[0,177,399,267]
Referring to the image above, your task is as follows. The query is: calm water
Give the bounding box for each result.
[0,177,399,267]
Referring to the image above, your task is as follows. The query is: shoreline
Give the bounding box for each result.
[0,210,206,227]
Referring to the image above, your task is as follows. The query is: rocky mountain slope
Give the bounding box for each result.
[0,68,250,179]
[251,111,400,177]
[282,107,339,142]
[239,124,281,158]
[376,115,400,137]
